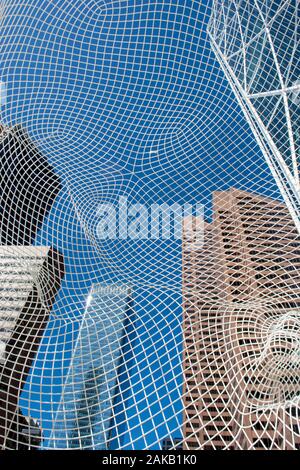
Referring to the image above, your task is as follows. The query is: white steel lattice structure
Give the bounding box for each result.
[208,0,300,233]
[0,0,299,451]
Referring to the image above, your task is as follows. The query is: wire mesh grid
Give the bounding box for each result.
[0,0,299,450]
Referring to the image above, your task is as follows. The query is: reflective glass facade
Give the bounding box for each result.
[46,285,133,449]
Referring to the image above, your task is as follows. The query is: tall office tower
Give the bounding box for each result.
[47,284,134,450]
[183,189,300,450]
[0,123,63,448]
[208,1,300,233]
[0,246,64,449]
[0,124,61,245]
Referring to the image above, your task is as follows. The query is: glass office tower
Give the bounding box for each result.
[0,124,61,245]
[0,246,64,449]
[46,285,134,449]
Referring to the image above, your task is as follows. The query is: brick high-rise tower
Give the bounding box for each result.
[183,189,300,450]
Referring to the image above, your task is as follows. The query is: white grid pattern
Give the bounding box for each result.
[0,0,299,450]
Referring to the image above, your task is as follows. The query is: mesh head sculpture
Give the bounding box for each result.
[0,0,299,450]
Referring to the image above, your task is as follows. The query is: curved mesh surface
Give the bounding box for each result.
[0,0,299,450]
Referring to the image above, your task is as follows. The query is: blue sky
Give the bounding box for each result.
[0,0,282,449]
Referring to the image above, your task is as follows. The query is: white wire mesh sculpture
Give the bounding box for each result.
[0,0,299,450]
